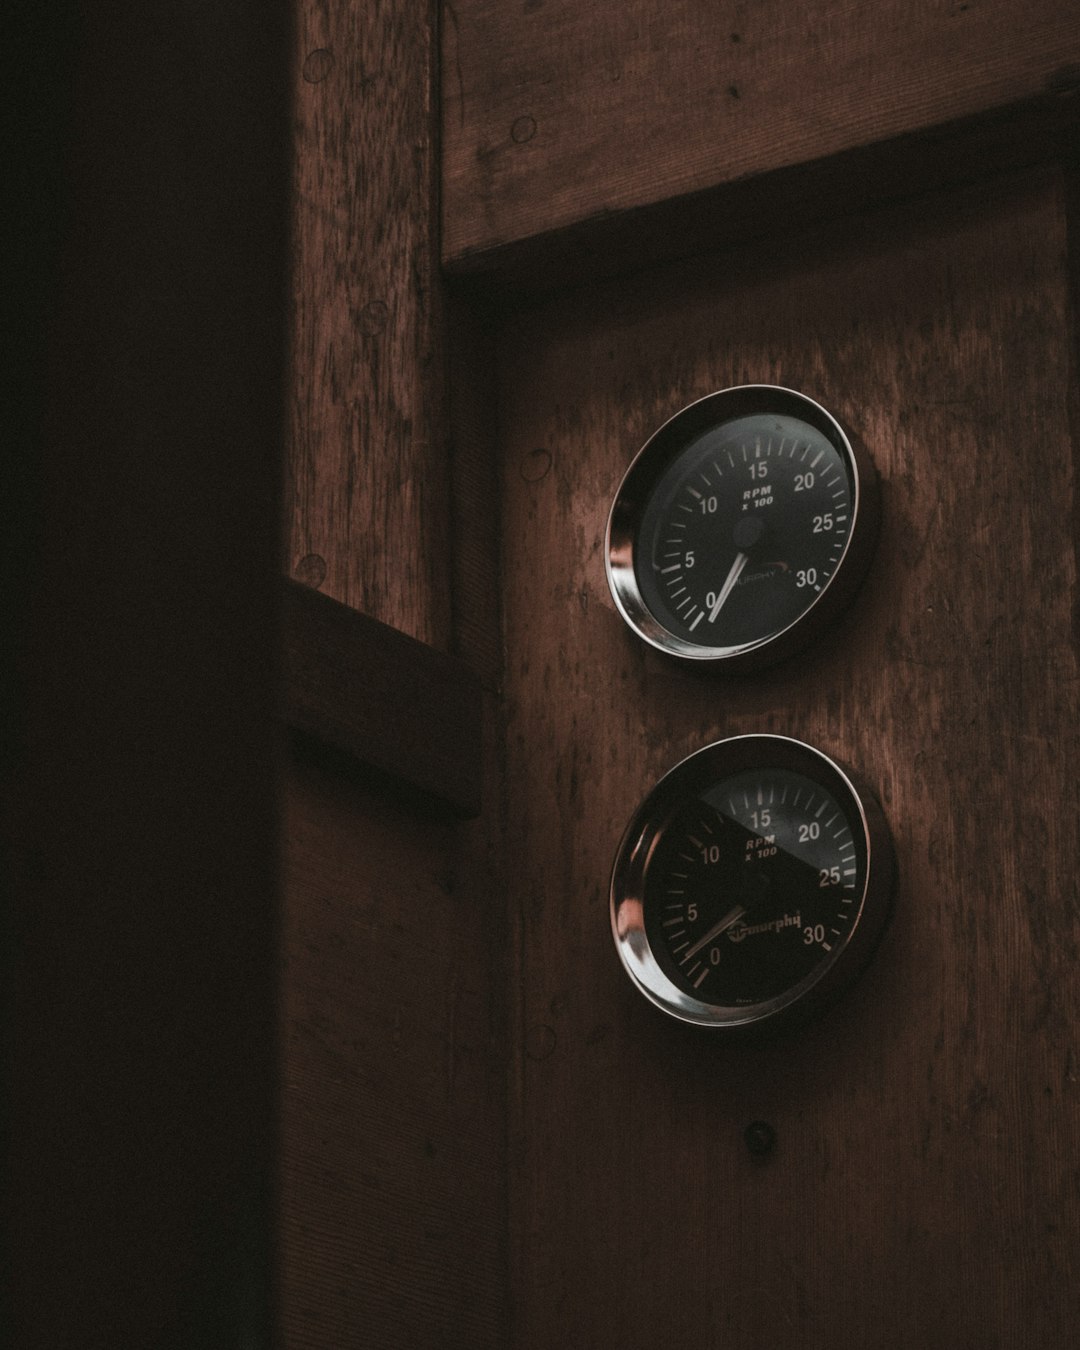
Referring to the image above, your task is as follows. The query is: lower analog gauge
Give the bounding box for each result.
[605,386,880,669]
[610,736,895,1032]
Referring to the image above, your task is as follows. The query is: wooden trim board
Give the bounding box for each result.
[443,0,1080,268]
[285,579,483,817]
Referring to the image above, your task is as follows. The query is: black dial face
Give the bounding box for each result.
[606,387,878,668]
[636,413,851,648]
[645,769,865,1007]
[611,737,895,1031]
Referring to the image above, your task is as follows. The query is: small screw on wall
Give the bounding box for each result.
[743,1120,777,1159]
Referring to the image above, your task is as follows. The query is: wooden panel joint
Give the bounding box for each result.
[285,578,482,817]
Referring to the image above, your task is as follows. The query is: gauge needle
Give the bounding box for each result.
[708,552,749,623]
[683,904,747,960]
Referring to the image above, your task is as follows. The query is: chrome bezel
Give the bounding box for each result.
[610,735,895,1032]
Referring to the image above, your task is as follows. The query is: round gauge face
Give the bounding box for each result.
[606,387,879,669]
[610,737,895,1032]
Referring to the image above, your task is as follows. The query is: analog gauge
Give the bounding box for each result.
[610,736,895,1032]
[605,386,880,669]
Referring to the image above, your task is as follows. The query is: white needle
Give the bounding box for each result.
[708,551,749,622]
[683,904,746,961]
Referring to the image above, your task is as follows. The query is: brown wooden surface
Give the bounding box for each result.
[284,578,483,817]
[288,0,449,646]
[446,297,504,689]
[444,96,1080,304]
[282,5,508,1348]
[442,0,1080,267]
[281,758,506,1350]
[493,168,1080,1348]
[4,3,288,1344]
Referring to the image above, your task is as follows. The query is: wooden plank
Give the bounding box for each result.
[281,758,506,1350]
[289,0,450,646]
[493,168,1079,1348]
[3,2,288,1345]
[282,7,505,1348]
[285,578,482,818]
[442,0,1080,269]
[445,95,1080,302]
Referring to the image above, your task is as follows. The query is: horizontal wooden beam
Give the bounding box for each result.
[443,0,1080,276]
[284,579,482,818]
[445,93,1080,301]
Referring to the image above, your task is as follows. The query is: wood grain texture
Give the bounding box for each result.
[443,0,1080,266]
[285,578,483,817]
[444,96,1080,304]
[289,0,450,646]
[446,297,505,688]
[281,759,506,1350]
[493,169,1079,1348]
[282,6,508,1347]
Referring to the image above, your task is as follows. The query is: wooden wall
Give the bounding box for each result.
[282,3,505,1348]
[281,757,504,1348]
[492,168,1080,1349]
[442,3,1080,1349]
[282,1,1080,1348]
[28,2,1080,1346]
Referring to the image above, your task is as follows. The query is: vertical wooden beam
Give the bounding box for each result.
[281,8,507,1349]
[3,3,289,1345]
[288,0,449,648]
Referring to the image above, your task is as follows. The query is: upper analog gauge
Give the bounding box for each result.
[605,386,880,669]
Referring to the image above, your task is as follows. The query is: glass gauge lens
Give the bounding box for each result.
[605,387,879,669]
[645,769,863,1006]
[636,415,850,649]
[610,737,895,1032]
